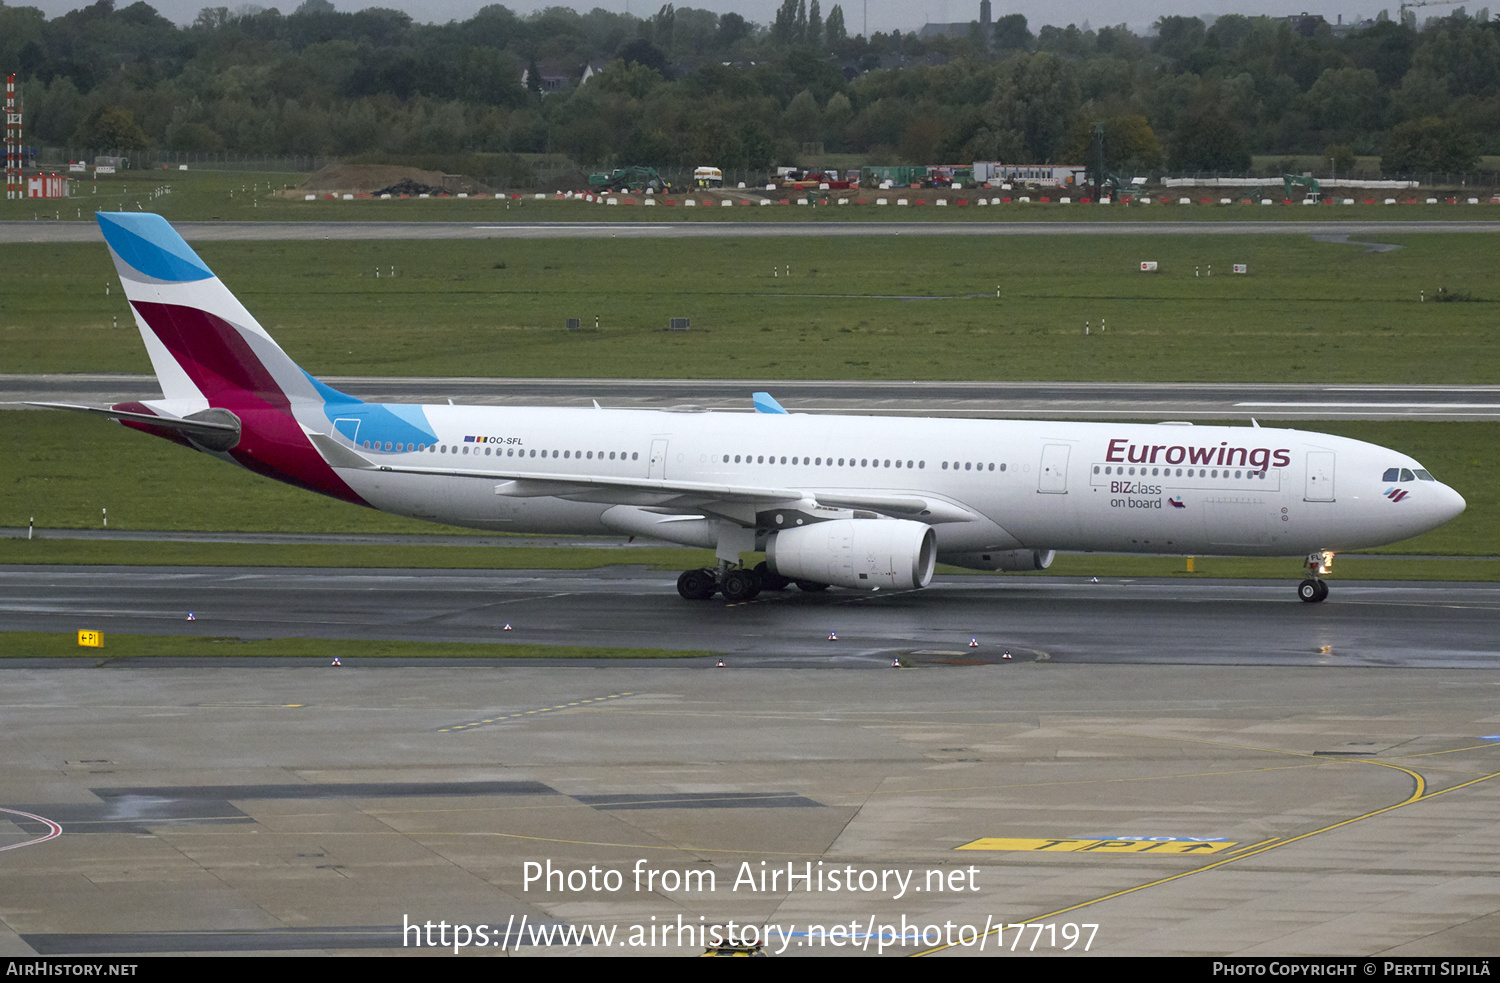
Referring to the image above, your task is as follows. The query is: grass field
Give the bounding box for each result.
[3,168,1497,225]
[4,412,1495,558]
[1,232,1494,382]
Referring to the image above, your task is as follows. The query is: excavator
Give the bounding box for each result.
[587,165,668,193]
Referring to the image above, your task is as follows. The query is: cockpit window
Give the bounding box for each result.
[1383,468,1399,482]
[1414,469,1435,481]
[1400,468,1415,482]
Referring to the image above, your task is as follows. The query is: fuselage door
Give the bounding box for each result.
[333,418,360,445]
[1039,444,1070,494]
[1304,451,1336,502]
[649,439,668,480]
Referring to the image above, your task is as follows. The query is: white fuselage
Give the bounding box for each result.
[329,405,1465,559]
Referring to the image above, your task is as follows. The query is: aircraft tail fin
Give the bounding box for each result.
[96,212,355,410]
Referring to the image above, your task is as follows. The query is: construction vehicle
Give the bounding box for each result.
[588,165,667,193]
[1283,173,1321,202]
[1083,123,1149,201]
[1398,0,1466,25]
[862,165,927,188]
[779,168,853,190]
[926,164,972,186]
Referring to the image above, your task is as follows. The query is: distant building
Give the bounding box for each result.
[520,64,575,94]
[1329,13,1377,36]
[27,173,67,198]
[917,21,966,39]
[1285,11,1328,36]
[918,0,991,40]
[973,162,1087,188]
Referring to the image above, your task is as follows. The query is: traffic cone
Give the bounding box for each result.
[969,638,979,648]
[185,612,195,621]
[828,631,838,641]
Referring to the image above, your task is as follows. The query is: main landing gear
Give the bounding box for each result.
[676,561,828,602]
[1298,550,1334,603]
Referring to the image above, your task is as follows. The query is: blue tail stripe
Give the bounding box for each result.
[302,370,364,407]
[97,212,214,282]
[753,391,788,414]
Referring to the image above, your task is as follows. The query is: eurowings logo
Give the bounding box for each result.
[1105,438,1291,470]
[1385,487,1409,503]
[1168,496,1186,509]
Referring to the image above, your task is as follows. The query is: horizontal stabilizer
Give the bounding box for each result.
[27,402,239,434]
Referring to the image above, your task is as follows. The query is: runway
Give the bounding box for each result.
[4,218,1500,244]
[3,566,1499,669]
[2,566,1498,957]
[1,658,1497,956]
[8,375,1500,420]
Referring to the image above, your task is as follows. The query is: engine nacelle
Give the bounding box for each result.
[941,549,1056,572]
[767,518,936,591]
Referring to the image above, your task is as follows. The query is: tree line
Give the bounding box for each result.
[1,0,1493,181]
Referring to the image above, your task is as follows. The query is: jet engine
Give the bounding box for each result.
[766,518,936,591]
[940,549,1056,572]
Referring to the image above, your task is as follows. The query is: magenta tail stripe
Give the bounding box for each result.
[132,301,289,408]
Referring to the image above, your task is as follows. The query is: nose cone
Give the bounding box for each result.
[1437,484,1467,524]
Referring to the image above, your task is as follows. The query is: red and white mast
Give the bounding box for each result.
[5,74,20,201]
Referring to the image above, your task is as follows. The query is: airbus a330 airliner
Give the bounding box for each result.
[36,212,1467,604]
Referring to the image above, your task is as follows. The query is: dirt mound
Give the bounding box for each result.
[299,163,493,195]
[374,177,443,197]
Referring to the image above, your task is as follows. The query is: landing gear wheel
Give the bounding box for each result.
[722,568,761,603]
[677,568,717,601]
[1298,579,1328,603]
[795,580,830,592]
[754,561,790,591]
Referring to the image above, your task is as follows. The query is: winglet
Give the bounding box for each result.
[753,392,788,414]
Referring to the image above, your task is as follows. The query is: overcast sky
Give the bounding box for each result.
[20,1,1404,33]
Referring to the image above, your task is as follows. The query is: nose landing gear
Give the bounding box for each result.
[1298,578,1329,602]
[1298,550,1334,603]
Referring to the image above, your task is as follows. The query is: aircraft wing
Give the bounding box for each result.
[307,432,979,525]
